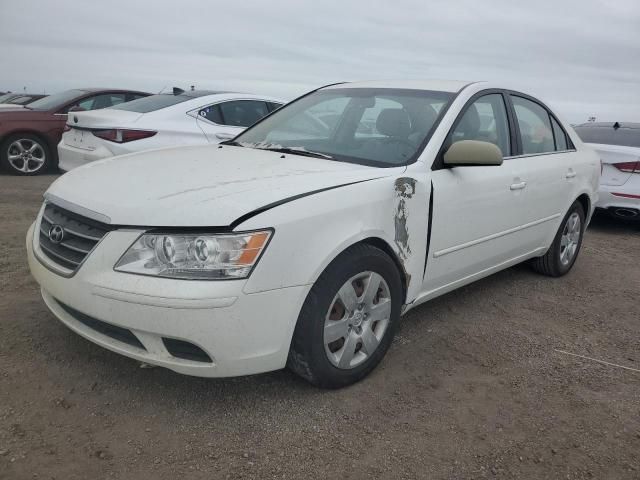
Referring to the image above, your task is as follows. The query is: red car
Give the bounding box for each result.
[0,88,150,175]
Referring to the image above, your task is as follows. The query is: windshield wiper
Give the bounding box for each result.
[258,146,334,160]
[219,140,243,147]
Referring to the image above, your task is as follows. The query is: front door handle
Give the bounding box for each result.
[566,169,577,179]
[510,181,527,190]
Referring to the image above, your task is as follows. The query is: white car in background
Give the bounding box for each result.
[58,90,284,171]
[28,80,598,388]
[574,122,640,220]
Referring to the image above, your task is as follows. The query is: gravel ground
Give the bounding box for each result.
[1,174,639,480]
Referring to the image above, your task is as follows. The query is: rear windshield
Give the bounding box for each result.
[111,94,191,113]
[0,93,16,103]
[574,126,640,148]
[27,90,86,111]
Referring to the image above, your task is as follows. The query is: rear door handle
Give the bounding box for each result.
[510,181,527,190]
[566,169,577,179]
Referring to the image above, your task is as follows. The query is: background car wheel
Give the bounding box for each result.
[531,201,585,277]
[287,243,403,388]
[1,134,51,175]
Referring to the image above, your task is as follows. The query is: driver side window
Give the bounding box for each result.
[451,94,511,156]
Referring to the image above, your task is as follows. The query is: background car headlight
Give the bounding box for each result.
[114,230,272,280]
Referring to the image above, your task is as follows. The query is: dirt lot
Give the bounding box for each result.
[1,174,639,480]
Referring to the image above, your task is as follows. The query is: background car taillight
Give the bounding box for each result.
[612,161,640,173]
[92,129,157,143]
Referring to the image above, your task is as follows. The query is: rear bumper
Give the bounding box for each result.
[597,178,640,211]
[57,141,114,171]
[26,222,309,377]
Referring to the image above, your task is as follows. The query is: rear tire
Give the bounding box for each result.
[287,244,402,388]
[531,201,585,277]
[0,133,51,176]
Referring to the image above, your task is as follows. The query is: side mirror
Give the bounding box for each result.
[444,140,503,167]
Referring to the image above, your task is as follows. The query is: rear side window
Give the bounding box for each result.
[512,96,555,155]
[126,93,148,102]
[218,100,270,127]
[574,126,640,148]
[198,104,223,124]
[551,117,568,151]
[450,94,511,156]
[112,94,191,113]
[93,93,127,109]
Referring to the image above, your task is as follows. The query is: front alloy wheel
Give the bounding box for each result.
[288,244,402,388]
[324,272,391,369]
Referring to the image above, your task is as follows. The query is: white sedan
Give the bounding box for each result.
[574,122,640,220]
[28,80,599,388]
[57,90,283,171]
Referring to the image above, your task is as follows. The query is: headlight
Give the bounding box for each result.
[114,230,272,280]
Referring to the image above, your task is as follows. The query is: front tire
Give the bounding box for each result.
[287,244,403,388]
[1,134,51,175]
[531,201,585,277]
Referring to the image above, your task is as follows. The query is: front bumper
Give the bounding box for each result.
[26,223,308,377]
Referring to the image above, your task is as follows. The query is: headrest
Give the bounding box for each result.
[407,104,439,133]
[376,108,411,138]
[457,104,481,137]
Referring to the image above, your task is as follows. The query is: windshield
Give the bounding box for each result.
[234,88,454,167]
[574,125,640,148]
[27,89,85,111]
[111,94,191,113]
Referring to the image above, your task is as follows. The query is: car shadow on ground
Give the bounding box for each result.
[588,210,640,234]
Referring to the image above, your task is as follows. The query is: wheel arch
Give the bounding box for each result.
[575,193,591,220]
[345,236,409,305]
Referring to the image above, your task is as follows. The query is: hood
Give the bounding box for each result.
[46,144,396,227]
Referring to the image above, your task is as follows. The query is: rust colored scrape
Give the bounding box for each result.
[393,178,416,261]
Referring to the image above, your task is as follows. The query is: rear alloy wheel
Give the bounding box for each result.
[1,134,50,175]
[288,244,402,388]
[531,201,585,277]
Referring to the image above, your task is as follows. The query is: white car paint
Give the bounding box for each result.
[57,92,283,171]
[27,80,599,381]
[589,143,640,218]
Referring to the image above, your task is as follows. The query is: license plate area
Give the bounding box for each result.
[65,129,96,150]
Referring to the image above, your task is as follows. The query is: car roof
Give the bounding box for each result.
[577,121,640,128]
[74,88,150,94]
[171,90,231,98]
[323,79,476,93]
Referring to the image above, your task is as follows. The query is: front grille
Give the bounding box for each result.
[38,203,111,272]
[56,300,146,351]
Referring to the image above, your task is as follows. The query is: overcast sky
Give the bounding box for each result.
[1,0,638,123]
